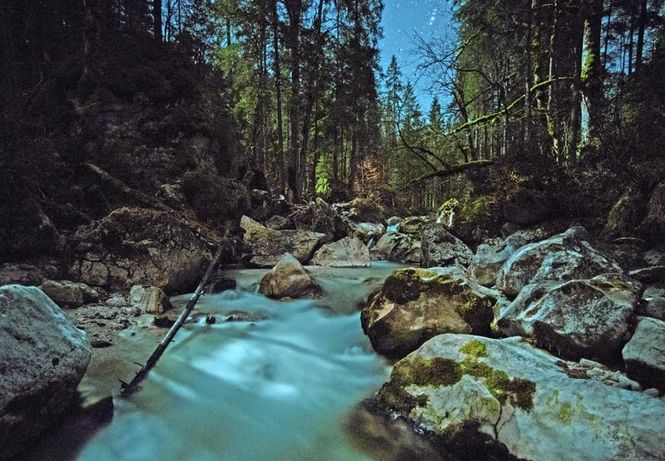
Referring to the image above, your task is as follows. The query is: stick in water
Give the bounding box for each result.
[120,245,226,397]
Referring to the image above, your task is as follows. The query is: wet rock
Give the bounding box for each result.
[207,273,237,293]
[377,334,665,461]
[259,253,322,299]
[421,223,473,269]
[311,237,371,268]
[361,267,496,359]
[496,273,641,363]
[371,233,421,264]
[129,285,172,314]
[40,280,99,308]
[265,215,292,230]
[496,226,624,299]
[69,207,219,293]
[469,233,528,286]
[0,285,92,459]
[241,215,325,267]
[623,317,665,389]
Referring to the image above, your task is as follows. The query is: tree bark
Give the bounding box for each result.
[272,0,285,195]
[153,0,162,42]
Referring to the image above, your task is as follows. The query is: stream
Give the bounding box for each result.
[25,262,404,461]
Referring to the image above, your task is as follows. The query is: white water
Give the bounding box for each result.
[72,263,402,461]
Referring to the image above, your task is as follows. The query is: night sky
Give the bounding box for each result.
[379,0,456,112]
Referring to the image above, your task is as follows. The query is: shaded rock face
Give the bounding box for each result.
[370,233,421,264]
[0,285,92,459]
[420,223,473,269]
[290,198,351,243]
[496,273,641,363]
[623,317,665,389]
[40,280,99,308]
[69,207,218,293]
[496,227,624,299]
[361,267,496,359]
[0,262,60,287]
[468,232,530,286]
[259,253,321,299]
[603,190,646,240]
[640,182,665,241]
[129,285,172,314]
[640,287,665,320]
[311,237,371,268]
[377,334,665,461]
[240,216,325,267]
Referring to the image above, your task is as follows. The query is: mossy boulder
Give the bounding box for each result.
[496,273,641,363]
[360,267,496,359]
[376,334,665,461]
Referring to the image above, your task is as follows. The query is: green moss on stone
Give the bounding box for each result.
[558,402,573,424]
[459,340,488,358]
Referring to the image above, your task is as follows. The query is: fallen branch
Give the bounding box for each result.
[120,245,226,397]
[83,163,171,211]
[403,159,495,187]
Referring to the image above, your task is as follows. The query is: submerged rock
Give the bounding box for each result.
[311,237,371,268]
[40,280,99,308]
[69,207,219,293]
[420,223,473,269]
[377,334,665,461]
[259,253,322,299]
[361,267,496,359]
[0,285,92,459]
[496,273,641,363]
[622,317,665,389]
[496,226,624,298]
[241,215,325,267]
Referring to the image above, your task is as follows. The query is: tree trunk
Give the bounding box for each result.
[285,0,303,201]
[272,1,285,195]
[153,0,162,42]
[635,0,648,74]
[581,0,603,141]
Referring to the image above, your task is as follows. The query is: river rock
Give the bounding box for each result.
[352,222,386,244]
[400,216,431,235]
[40,280,99,308]
[241,215,325,267]
[377,334,665,461]
[0,262,60,286]
[361,267,496,359]
[371,233,421,264]
[259,253,322,299]
[623,317,665,389]
[69,207,219,293]
[129,285,172,314]
[290,198,351,242]
[496,273,641,363]
[640,287,665,320]
[0,285,92,459]
[469,233,529,286]
[311,237,371,268]
[420,223,473,269]
[496,226,624,298]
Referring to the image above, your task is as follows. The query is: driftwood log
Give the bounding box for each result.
[120,245,226,397]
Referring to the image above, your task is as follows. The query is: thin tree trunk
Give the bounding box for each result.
[285,0,303,201]
[272,0,285,195]
[635,0,648,74]
[153,0,162,41]
[581,0,603,141]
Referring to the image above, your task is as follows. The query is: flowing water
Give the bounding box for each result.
[27,262,404,461]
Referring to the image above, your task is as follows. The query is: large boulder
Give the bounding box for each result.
[420,223,473,268]
[70,208,220,293]
[352,222,386,244]
[259,253,322,299]
[468,231,542,286]
[290,198,351,243]
[40,280,99,308]
[496,227,624,298]
[622,317,665,389]
[241,215,325,267]
[0,262,60,287]
[370,233,421,264]
[361,267,496,359]
[496,273,641,363]
[377,334,665,461]
[0,285,92,458]
[311,237,371,268]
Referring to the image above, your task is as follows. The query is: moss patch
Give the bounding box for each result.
[459,340,488,358]
[557,402,573,424]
